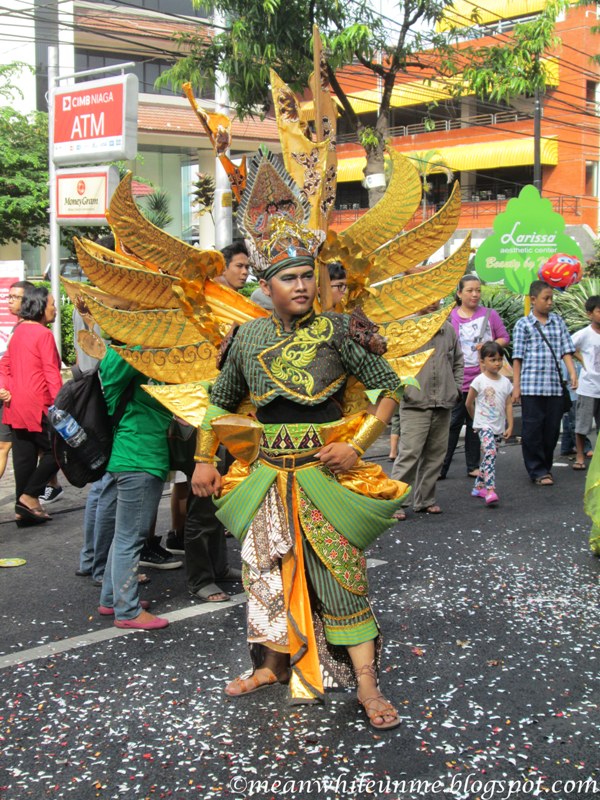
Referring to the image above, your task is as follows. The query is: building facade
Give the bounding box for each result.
[0,0,279,275]
[327,0,600,259]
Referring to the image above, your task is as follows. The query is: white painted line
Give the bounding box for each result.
[0,593,247,669]
[367,558,388,568]
[0,561,389,669]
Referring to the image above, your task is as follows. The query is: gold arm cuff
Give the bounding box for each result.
[194,427,219,464]
[349,414,387,456]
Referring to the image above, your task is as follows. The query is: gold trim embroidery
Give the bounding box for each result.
[258,317,344,400]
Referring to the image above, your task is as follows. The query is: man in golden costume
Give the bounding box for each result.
[191,223,408,730]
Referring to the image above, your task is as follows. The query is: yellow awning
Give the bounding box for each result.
[337,137,558,182]
[438,0,548,30]
[300,62,557,120]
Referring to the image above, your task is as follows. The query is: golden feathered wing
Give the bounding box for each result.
[69,56,470,423]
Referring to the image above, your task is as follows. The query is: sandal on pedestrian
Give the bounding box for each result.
[572,462,587,471]
[355,663,401,731]
[533,475,554,486]
[467,469,480,478]
[225,667,290,697]
[191,583,230,602]
[15,503,50,525]
[417,505,442,514]
[392,509,407,521]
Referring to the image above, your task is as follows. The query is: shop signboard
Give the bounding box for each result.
[474,185,583,294]
[52,74,138,166]
[55,166,119,225]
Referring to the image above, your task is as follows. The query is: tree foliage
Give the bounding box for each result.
[141,189,174,230]
[0,106,50,248]
[159,0,566,202]
[0,62,31,102]
[461,0,567,102]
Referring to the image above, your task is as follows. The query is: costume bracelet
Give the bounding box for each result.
[349,414,387,456]
[194,427,219,465]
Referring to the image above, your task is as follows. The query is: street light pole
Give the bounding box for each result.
[48,46,62,357]
[213,9,232,249]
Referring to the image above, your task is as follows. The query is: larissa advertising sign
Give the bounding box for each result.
[52,74,138,166]
[474,185,583,294]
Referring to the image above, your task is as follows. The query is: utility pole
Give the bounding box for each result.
[533,87,542,192]
[47,46,62,356]
[213,9,232,249]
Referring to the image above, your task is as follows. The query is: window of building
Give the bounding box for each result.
[586,81,599,116]
[89,0,212,17]
[335,181,370,210]
[74,50,214,99]
[586,161,598,197]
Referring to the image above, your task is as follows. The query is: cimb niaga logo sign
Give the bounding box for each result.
[52,74,138,165]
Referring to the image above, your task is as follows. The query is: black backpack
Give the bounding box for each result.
[51,366,134,488]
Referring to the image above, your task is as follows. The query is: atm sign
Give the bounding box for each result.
[52,74,138,166]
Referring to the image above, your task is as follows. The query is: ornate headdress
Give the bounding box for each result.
[237,147,325,279]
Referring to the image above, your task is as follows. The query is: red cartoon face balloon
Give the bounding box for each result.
[538,253,582,290]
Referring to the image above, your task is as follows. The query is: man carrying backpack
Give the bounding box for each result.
[95,347,173,629]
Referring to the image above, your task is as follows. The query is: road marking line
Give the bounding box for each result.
[0,594,247,669]
[0,560,388,669]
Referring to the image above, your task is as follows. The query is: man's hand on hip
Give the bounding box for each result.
[191,463,222,497]
[317,442,359,474]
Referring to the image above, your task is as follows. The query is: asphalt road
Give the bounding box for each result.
[1,437,599,800]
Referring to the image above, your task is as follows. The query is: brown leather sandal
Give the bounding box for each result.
[355,663,401,730]
[224,667,289,697]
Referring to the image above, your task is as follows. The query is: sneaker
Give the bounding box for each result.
[165,529,185,554]
[471,488,486,498]
[485,490,499,506]
[139,539,183,570]
[39,486,64,505]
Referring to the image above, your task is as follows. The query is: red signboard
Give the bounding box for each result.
[52,74,138,166]
[54,82,124,144]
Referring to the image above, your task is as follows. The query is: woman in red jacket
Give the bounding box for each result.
[0,286,62,526]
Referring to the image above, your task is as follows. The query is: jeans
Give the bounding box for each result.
[91,473,118,580]
[100,471,164,620]
[78,477,104,574]
[440,392,480,477]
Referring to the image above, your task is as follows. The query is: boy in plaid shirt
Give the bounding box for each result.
[512,280,577,485]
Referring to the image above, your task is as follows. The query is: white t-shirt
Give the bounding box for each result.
[572,325,600,399]
[471,373,513,435]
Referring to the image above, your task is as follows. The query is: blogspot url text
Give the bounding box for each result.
[228,774,599,799]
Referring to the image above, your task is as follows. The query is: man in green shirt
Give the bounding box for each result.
[96,347,172,629]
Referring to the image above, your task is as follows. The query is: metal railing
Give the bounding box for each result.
[336,110,532,144]
[330,194,583,226]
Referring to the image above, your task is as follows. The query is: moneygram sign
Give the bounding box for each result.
[52,74,138,166]
[55,166,119,225]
